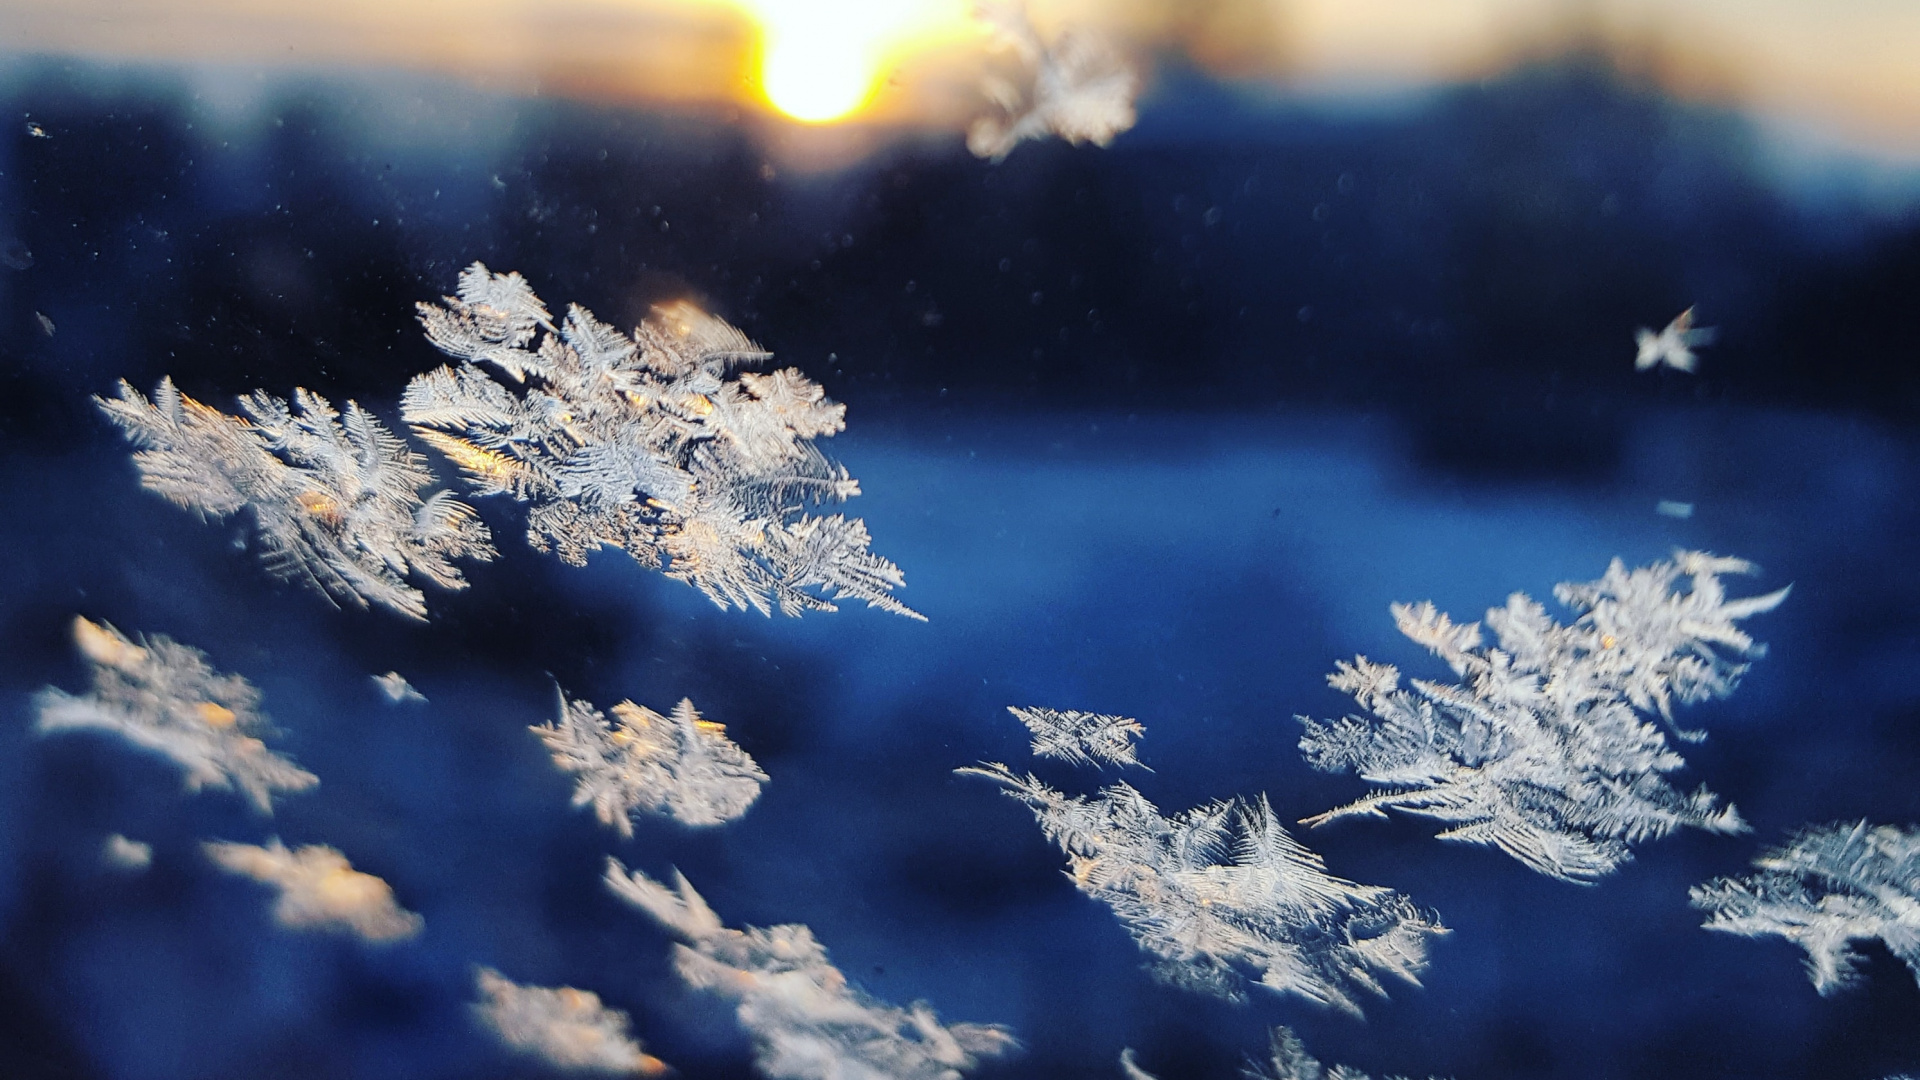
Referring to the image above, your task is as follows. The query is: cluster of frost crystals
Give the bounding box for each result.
[604,860,1018,1080]
[400,264,919,619]
[472,967,667,1075]
[959,762,1445,1012]
[534,688,767,833]
[1690,821,1920,995]
[1124,1027,1445,1080]
[32,617,318,814]
[1299,552,1786,883]
[1008,706,1146,768]
[967,1,1138,160]
[203,839,422,942]
[96,379,495,620]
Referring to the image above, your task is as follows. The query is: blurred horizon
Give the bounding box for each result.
[0,0,1918,166]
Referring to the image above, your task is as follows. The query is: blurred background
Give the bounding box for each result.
[0,1,1917,1078]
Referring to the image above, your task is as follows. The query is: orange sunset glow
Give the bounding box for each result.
[0,0,1914,157]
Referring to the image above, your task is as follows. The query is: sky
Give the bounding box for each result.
[0,0,1917,161]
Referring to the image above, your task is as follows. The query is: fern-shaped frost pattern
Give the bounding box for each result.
[402,264,919,619]
[1691,821,1920,994]
[1300,552,1786,883]
[33,617,317,814]
[604,861,1017,1080]
[960,763,1445,1012]
[1008,706,1145,768]
[534,688,767,833]
[96,378,495,620]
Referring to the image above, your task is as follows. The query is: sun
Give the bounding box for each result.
[737,0,968,124]
[760,19,880,122]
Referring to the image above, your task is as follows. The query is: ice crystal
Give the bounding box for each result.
[401,263,919,619]
[472,967,668,1075]
[605,860,1018,1080]
[958,763,1445,1012]
[101,833,153,873]
[372,670,427,704]
[1634,307,1716,373]
[1691,821,1920,995]
[534,688,767,833]
[33,617,318,814]
[1299,551,1786,883]
[1119,1048,1157,1080]
[968,1,1138,160]
[96,379,496,620]
[204,838,422,942]
[1008,706,1146,769]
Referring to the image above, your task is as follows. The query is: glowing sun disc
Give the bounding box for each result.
[761,27,876,122]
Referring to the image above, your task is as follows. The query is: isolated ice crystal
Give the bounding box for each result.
[1633,306,1716,373]
[605,860,1018,1080]
[33,617,318,814]
[1691,820,1920,995]
[96,379,496,620]
[372,670,427,704]
[959,762,1446,1012]
[1299,551,1786,883]
[1007,706,1146,768]
[472,967,668,1075]
[101,833,153,873]
[534,688,767,833]
[401,263,919,619]
[204,838,422,942]
[968,1,1138,160]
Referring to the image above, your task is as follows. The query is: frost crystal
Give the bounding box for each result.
[1119,1048,1157,1080]
[204,838,422,942]
[605,860,1018,1080]
[372,670,427,704]
[1008,706,1146,768]
[401,263,919,619]
[1691,821,1920,995]
[33,617,318,814]
[101,833,153,873]
[968,1,1138,160]
[959,763,1445,1012]
[1299,551,1786,883]
[472,967,668,1075]
[534,688,767,833]
[96,379,496,620]
[1634,306,1716,373]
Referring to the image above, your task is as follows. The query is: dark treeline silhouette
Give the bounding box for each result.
[0,53,1915,478]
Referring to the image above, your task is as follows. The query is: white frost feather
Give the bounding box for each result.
[33,617,318,815]
[403,264,919,619]
[604,860,1018,1080]
[1299,551,1785,882]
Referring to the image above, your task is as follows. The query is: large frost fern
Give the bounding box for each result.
[1691,821,1920,995]
[1299,551,1787,883]
[534,687,767,833]
[96,378,495,620]
[33,617,318,814]
[401,263,919,619]
[960,762,1446,1013]
[605,860,1017,1080]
